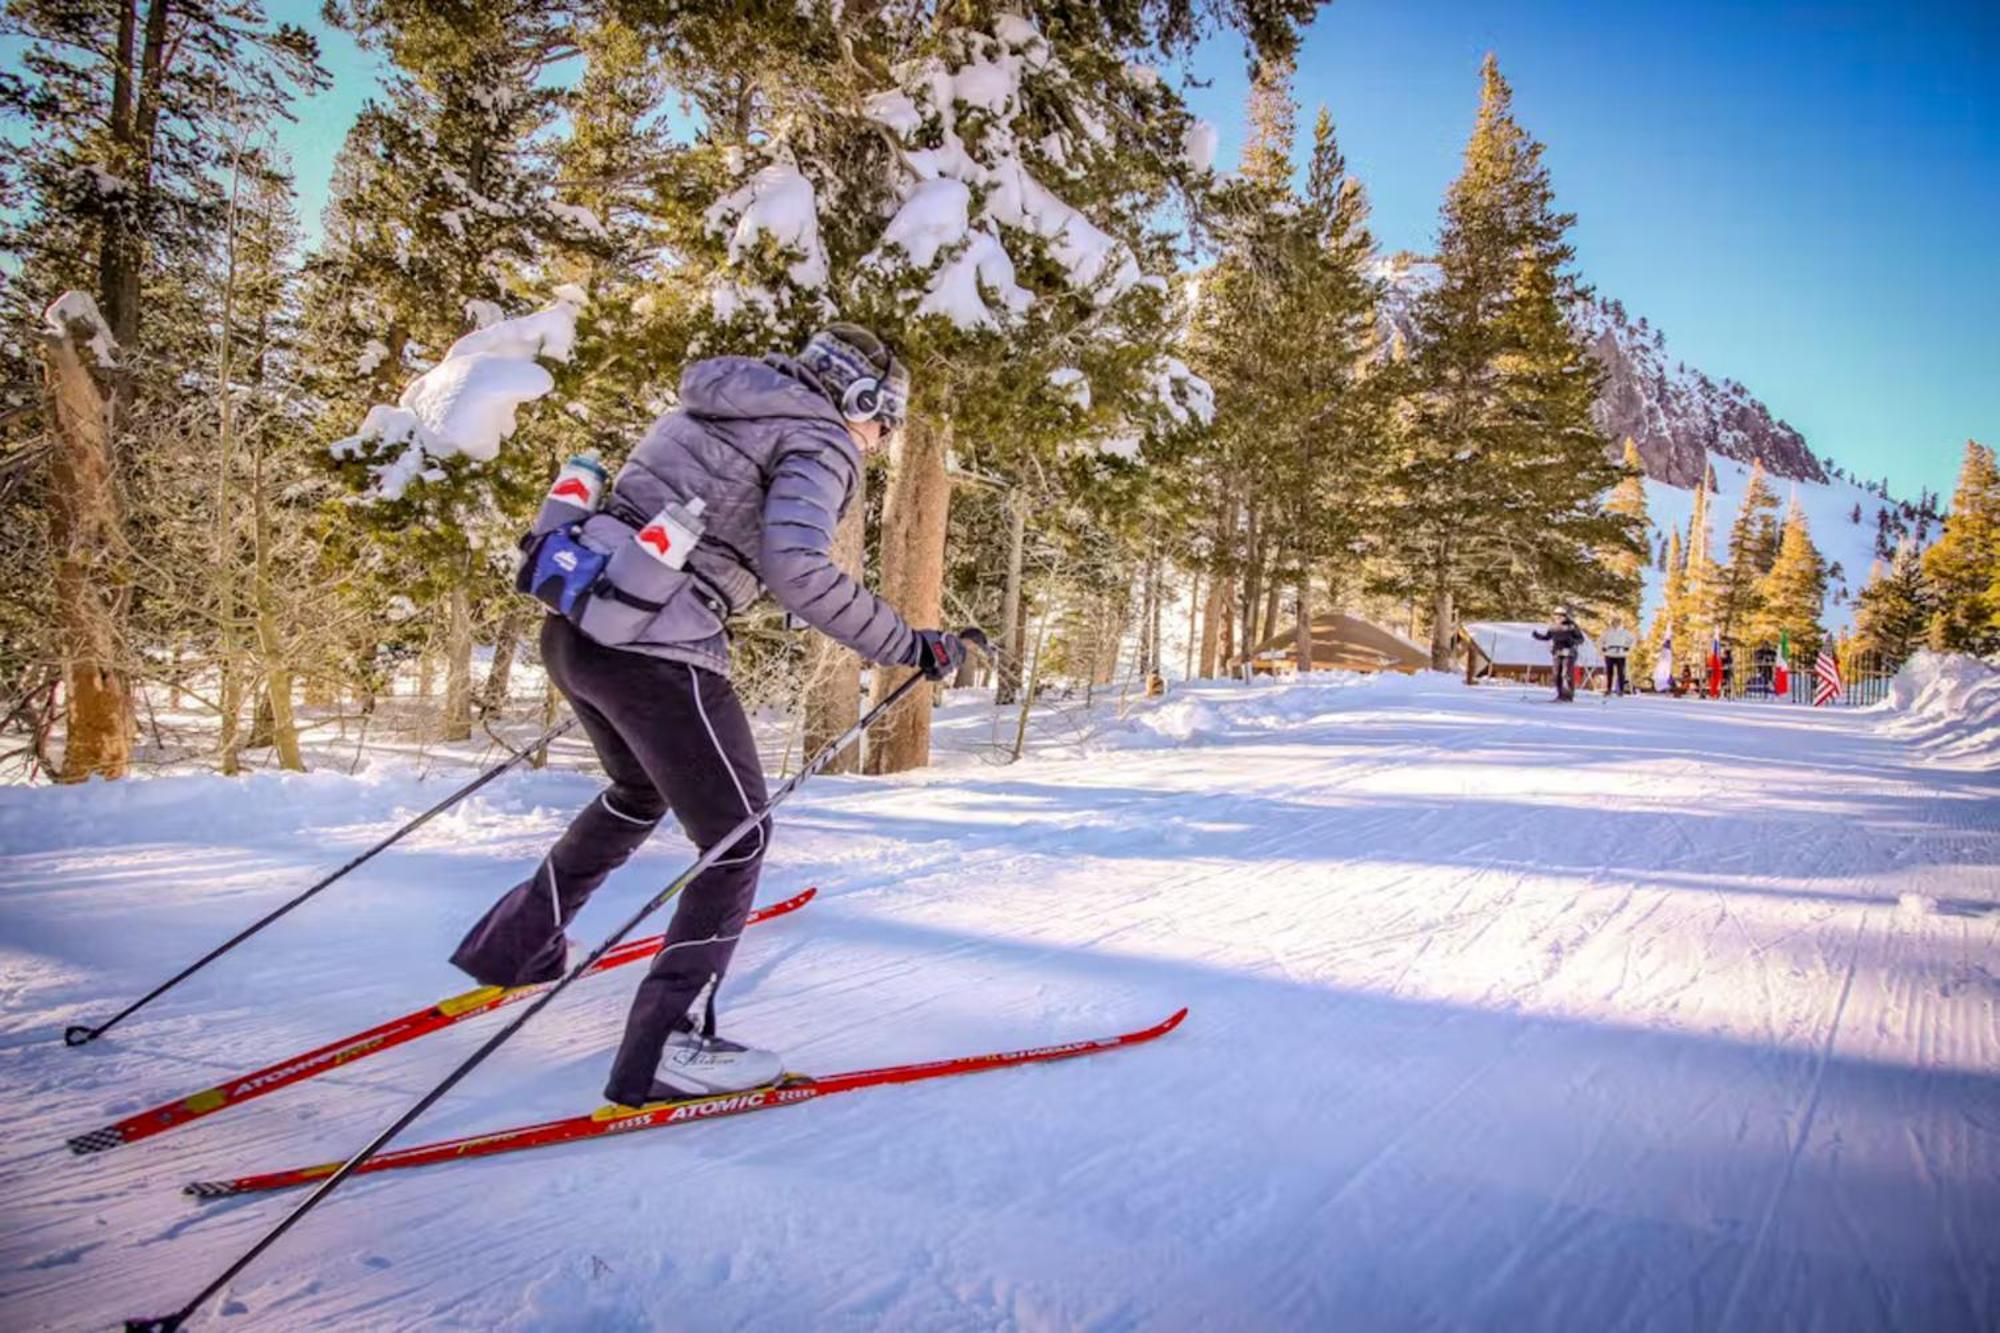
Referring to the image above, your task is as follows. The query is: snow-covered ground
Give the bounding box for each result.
[1,670,1995,1331]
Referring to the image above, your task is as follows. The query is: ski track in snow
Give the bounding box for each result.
[0,673,1995,1331]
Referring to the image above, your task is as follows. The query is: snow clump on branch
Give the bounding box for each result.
[332,285,587,501]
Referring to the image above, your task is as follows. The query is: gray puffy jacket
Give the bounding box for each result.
[585,355,916,676]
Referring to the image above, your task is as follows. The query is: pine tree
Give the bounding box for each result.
[1186,68,1387,677]
[1920,440,1999,654]
[1379,55,1621,666]
[1683,458,1722,643]
[1853,540,1932,668]
[1600,437,1648,627]
[2,2,326,778]
[1753,502,1827,668]
[312,1,588,742]
[1647,523,1688,674]
[1714,458,1778,644]
[605,5,1306,767]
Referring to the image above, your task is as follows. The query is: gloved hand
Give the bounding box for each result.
[909,629,966,682]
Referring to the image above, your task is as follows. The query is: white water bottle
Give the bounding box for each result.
[534,454,607,534]
[631,496,707,572]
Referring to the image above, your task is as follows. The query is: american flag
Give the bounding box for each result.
[1813,649,1842,707]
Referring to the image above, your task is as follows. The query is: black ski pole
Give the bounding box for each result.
[127,634,980,1333]
[66,716,580,1049]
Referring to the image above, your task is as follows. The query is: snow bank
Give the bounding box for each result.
[331,287,586,500]
[1643,455,1907,633]
[1872,651,2000,768]
[0,760,588,858]
[1081,669,1446,753]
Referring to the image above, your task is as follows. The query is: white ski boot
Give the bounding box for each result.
[648,1027,784,1100]
[612,979,783,1107]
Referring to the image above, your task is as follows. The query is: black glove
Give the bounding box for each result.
[909,629,966,681]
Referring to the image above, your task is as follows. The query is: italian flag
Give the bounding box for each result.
[1773,630,1791,698]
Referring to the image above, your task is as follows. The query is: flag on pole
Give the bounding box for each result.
[1654,629,1674,694]
[1773,630,1791,698]
[1813,648,1842,706]
[1707,629,1723,699]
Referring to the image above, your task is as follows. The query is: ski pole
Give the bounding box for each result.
[66,716,580,1049]
[127,633,982,1333]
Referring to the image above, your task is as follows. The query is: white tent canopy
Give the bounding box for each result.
[1463,621,1605,670]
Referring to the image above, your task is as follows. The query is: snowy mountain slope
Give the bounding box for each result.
[1370,259,1929,632]
[1577,296,1824,486]
[1,672,1995,1331]
[1373,259,1826,488]
[1641,454,1908,632]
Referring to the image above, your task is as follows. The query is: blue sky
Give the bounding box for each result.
[1172,0,1998,501]
[277,4,1998,501]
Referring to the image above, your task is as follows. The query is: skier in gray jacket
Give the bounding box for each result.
[452,325,967,1108]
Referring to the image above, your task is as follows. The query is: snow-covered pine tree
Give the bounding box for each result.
[313,1,598,741]
[613,4,1278,768]
[1920,440,1999,654]
[1380,55,1621,667]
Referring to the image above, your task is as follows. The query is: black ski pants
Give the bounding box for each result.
[451,615,770,1104]
[1604,655,1628,695]
[1553,651,1576,701]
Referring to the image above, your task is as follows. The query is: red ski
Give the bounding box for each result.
[67,888,817,1156]
[186,1008,1187,1198]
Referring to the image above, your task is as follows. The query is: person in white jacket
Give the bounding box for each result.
[1600,622,1636,696]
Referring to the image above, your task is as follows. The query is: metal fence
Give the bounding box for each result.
[1734,647,1897,707]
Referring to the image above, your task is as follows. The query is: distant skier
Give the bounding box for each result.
[455,324,968,1108]
[1600,621,1635,696]
[1533,608,1586,703]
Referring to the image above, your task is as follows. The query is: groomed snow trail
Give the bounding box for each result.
[0,673,1994,1331]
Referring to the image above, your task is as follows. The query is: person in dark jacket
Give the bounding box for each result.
[1533,608,1586,702]
[452,325,965,1108]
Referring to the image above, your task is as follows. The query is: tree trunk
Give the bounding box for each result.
[256,611,304,771]
[43,305,132,782]
[1293,576,1312,672]
[1429,582,1455,671]
[481,608,530,715]
[1261,576,1280,661]
[249,409,303,771]
[442,582,473,741]
[804,460,867,773]
[217,660,245,775]
[1240,507,1263,651]
[866,415,950,774]
[1010,598,1054,762]
[531,673,559,770]
[995,490,1027,705]
[1185,572,1199,681]
[1220,583,1237,672]
[1199,570,1224,678]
